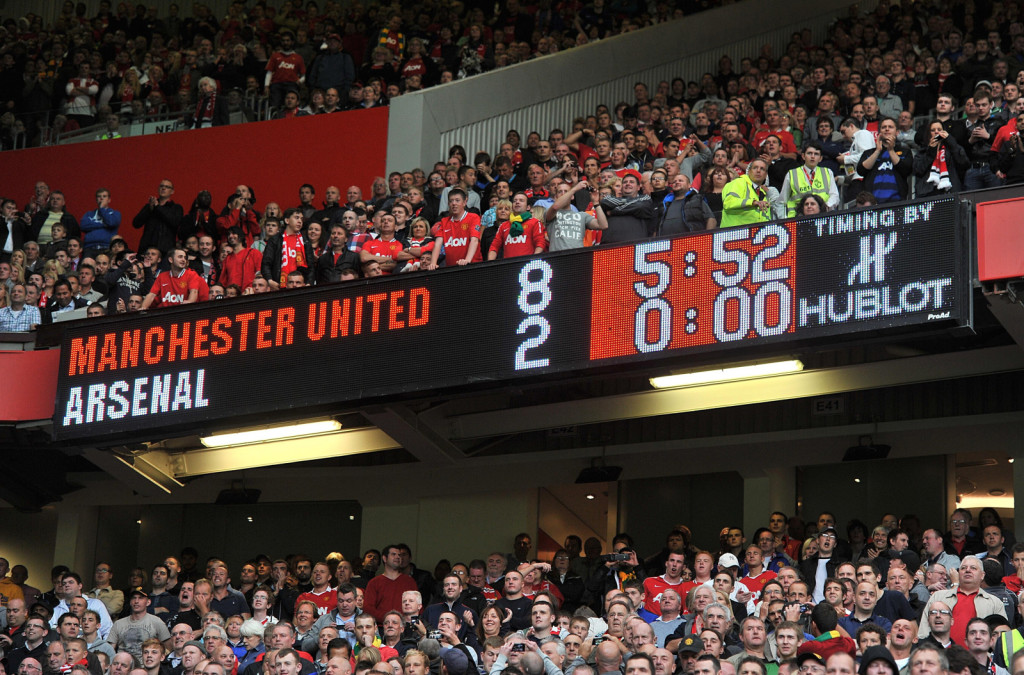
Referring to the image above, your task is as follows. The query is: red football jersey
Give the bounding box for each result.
[296,588,337,617]
[432,212,483,266]
[362,238,405,274]
[149,269,205,307]
[489,217,547,258]
[642,575,685,615]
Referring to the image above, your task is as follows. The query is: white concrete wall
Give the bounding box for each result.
[387,0,871,173]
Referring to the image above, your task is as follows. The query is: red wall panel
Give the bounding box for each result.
[977,196,1024,282]
[0,349,59,421]
[0,108,389,251]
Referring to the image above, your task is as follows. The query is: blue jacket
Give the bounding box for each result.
[80,207,121,248]
[309,50,356,94]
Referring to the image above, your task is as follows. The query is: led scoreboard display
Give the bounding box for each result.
[54,197,969,440]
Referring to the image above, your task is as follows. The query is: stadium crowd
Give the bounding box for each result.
[0,0,727,146]
[5,0,1024,328]
[1,510,1024,675]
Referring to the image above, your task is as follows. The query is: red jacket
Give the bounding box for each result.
[217,207,261,246]
[221,247,263,289]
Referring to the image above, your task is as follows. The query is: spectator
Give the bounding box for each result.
[363,547,417,625]
[918,557,1006,646]
[599,170,655,243]
[272,91,310,120]
[856,118,913,203]
[659,174,716,234]
[186,77,229,129]
[997,115,1024,184]
[179,191,218,243]
[217,192,261,247]
[796,195,828,216]
[106,591,170,661]
[544,181,605,250]
[874,76,904,119]
[79,188,122,252]
[1,198,28,264]
[265,32,306,109]
[427,189,482,269]
[261,208,314,290]
[914,122,970,196]
[962,90,1003,189]
[721,159,772,228]
[28,191,80,244]
[0,282,41,331]
[359,211,405,274]
[487,192,546,259]
[309,34,356,101]
[778,142,840,216]
[221,227,263,290]
[65,63,99,127]
[140,247,207,309]
[316,223,361,283]
[132,179,184,256]
[45,278,88,322]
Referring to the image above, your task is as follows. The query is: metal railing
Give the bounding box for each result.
[0,95,281,151]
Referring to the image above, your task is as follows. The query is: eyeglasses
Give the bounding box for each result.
[798,666,825,673]
[819,534,837,540]
[928,609,952,616]
[96,568,110,572]
[159,184,173,189]
[951,519,967,525]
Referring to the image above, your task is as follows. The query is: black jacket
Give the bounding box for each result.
[184,92,230,128]
[913,136,970,196]
[546,571,587,613]
[133,201,184,255]
[261,232,315,286]
[799,554,849,595]
[28,210,80,241]
[1,217,27,257]
[315,248,360,283]
[177,208,219,242]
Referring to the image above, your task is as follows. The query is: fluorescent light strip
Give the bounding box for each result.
[650,359,804,389]
[201,420,342,448]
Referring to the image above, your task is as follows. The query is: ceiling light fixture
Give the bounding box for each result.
[201,420,342,448]
[650,359,804,389]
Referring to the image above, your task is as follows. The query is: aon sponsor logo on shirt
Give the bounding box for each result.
[446,237,468,247]
[162,292,185,304]
[506,234,527,244]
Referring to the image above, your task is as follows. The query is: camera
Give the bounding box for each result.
[592,636,605,645]
[408,617,419,624]
[604,552,630,562]
[512,644,526,652]
[428,630,442,640]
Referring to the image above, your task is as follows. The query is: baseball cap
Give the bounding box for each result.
[442,649,471,675]
[677,635,704,655]
[618,169,643,184]
[128,589,149,599]
[797,651,826,668]
[717,553,740,568]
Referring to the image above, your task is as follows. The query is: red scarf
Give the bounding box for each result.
[194,92,217,126]
[928,145,952,191]
[281,233,305,285]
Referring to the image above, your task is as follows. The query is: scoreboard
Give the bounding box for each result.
[53,197,970,441]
